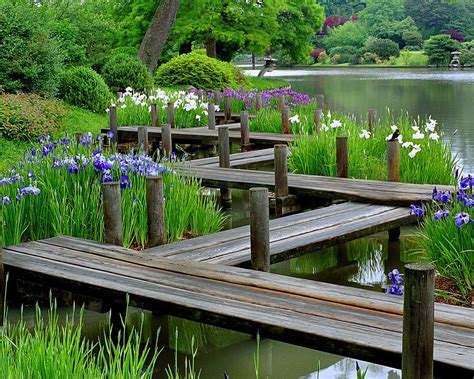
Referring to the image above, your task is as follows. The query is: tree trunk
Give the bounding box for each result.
[138,0,181,71]
[206,38,217,58]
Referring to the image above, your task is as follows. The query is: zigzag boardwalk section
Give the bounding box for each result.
[144,202,416,266]
[177,165,453,206]
[190,148,275,168]
[2,236,473,376]
[102,126,294,146]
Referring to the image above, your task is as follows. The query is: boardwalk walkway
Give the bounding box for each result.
[3,236,473,376]
[144,202,415,266]
[102,126,294,146]
[177,165,452,206]
[190,148,275,168]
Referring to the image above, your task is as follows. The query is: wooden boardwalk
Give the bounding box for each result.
[177,165,452,206]
[102,126,294,146]
[190,148,275,168]
[144,202,415,266]
[3,236,473,376]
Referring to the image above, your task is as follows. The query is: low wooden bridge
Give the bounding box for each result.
[2,236,473,376]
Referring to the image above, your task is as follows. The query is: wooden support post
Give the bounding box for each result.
[218,125,231,207]
[316,94,325,109]
[137,126,148,154]
[109,105,118,144]
[240,111,251,151]
[255,93,263,112]
[167,102,175,129]
[250,187,270,272]
[146,176,165,247]
[274,144,289,218]
[278,94,285,111]
[368,109,377,134]
[117,91,123,99]
[336,136,348,178]
[314,109,323,134]
[224,96,232,122]
[387,140,401,240]
[162,123,172,158]
[214,92,221,106]
[274,145,289,199]
[402,263,435,379]
[151,104,158,127]
[281,106,290,134]
[102,182,123,246]
[208,101,216,130]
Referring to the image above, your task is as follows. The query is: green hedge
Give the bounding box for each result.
[101,54,153,93]
[58,67,112,113]
[155,51,246,91]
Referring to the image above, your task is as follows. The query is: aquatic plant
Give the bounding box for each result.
[414,173,473,297]
[288,111,456,185]
[0,132,225,249]
[0,301,159,379]
[166,327,201,379]
[386,269,404,296]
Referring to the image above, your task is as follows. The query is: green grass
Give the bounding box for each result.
[245,77,289,90]
[0,301,160,379]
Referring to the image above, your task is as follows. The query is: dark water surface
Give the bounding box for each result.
[247,67,474,173]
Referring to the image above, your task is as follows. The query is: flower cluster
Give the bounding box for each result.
[386,268,403,296]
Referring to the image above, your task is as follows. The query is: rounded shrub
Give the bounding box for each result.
[0,93,66,141]
[365,38,400,60]
[101,54,153,94]
[329,46,358,64]
[58,67,112,113]
[155,51,240,91]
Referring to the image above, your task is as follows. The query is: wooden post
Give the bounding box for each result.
[314,109,323,134]
[274,145,289,199]
[240,111,250,151]
[117,91,123,99]
[167,102,175,128]
[102,182,122,246]
[208,101,216,130]
[137,126,148,154]
[214,92,221,106]
[278,94,285,111]
[255,93,263,112]
[109,105,118,144]
[162,123,172,158]
[281,106,290,134]
[387,140,401,240]
[368,109,377,133]
[402,263,435,379]
[151,104,158,127]
[336,136,348,178]
[250,187,270,272]
[224,96,232,122]
[316,94,325,109]
[218,125,231,206]
[146,176,165,247]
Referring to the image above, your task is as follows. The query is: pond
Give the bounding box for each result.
[247,67,474,173]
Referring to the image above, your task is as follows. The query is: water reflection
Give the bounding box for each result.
[247,67,474,172]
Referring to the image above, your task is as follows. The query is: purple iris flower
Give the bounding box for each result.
[1,196,12,205]
[107,130,115,139]
[120,175,131,189]
[38,136,45,144]
[19,185,40,196]
[386,285,403,296]
[30,148,37,156]
[454,212,471,228]
[388,269,403,285]
[52,158,62,169]
[460,175,473,189]
[433,190,451,204]
[433,209,450,221]
[67,164,79,174]
[409,204,424,216]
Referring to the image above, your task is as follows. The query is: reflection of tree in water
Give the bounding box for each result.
[348,239,387,287]
[311,358,400,379]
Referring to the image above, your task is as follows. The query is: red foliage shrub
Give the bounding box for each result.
[447,30,465,42]
[310,48,326,61]
[321,16,349,35]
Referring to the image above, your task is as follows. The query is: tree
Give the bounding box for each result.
[323,21,368,50]
[138,0,181,71]
[424,34,460,66]
[271,0,325,63]
[358,0,405,37]
[318,0,366,16]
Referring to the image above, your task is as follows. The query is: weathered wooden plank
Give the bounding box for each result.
[37,236,474,329]
[190,148,274,168]
[2,244,473,374]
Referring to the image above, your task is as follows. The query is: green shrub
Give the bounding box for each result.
[329,46,357,63]
[424,34,460,66]
[364,37,400,60]
[58,67,112,113]
[155,51,242,91]
[101,54,153,93]
[0,93,66,141]
[460,49,474,66]
[361,52,378,64]
[0,2,64,95]
[402,31,423,48]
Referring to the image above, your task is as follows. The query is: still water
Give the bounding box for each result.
[248,67,474,173]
